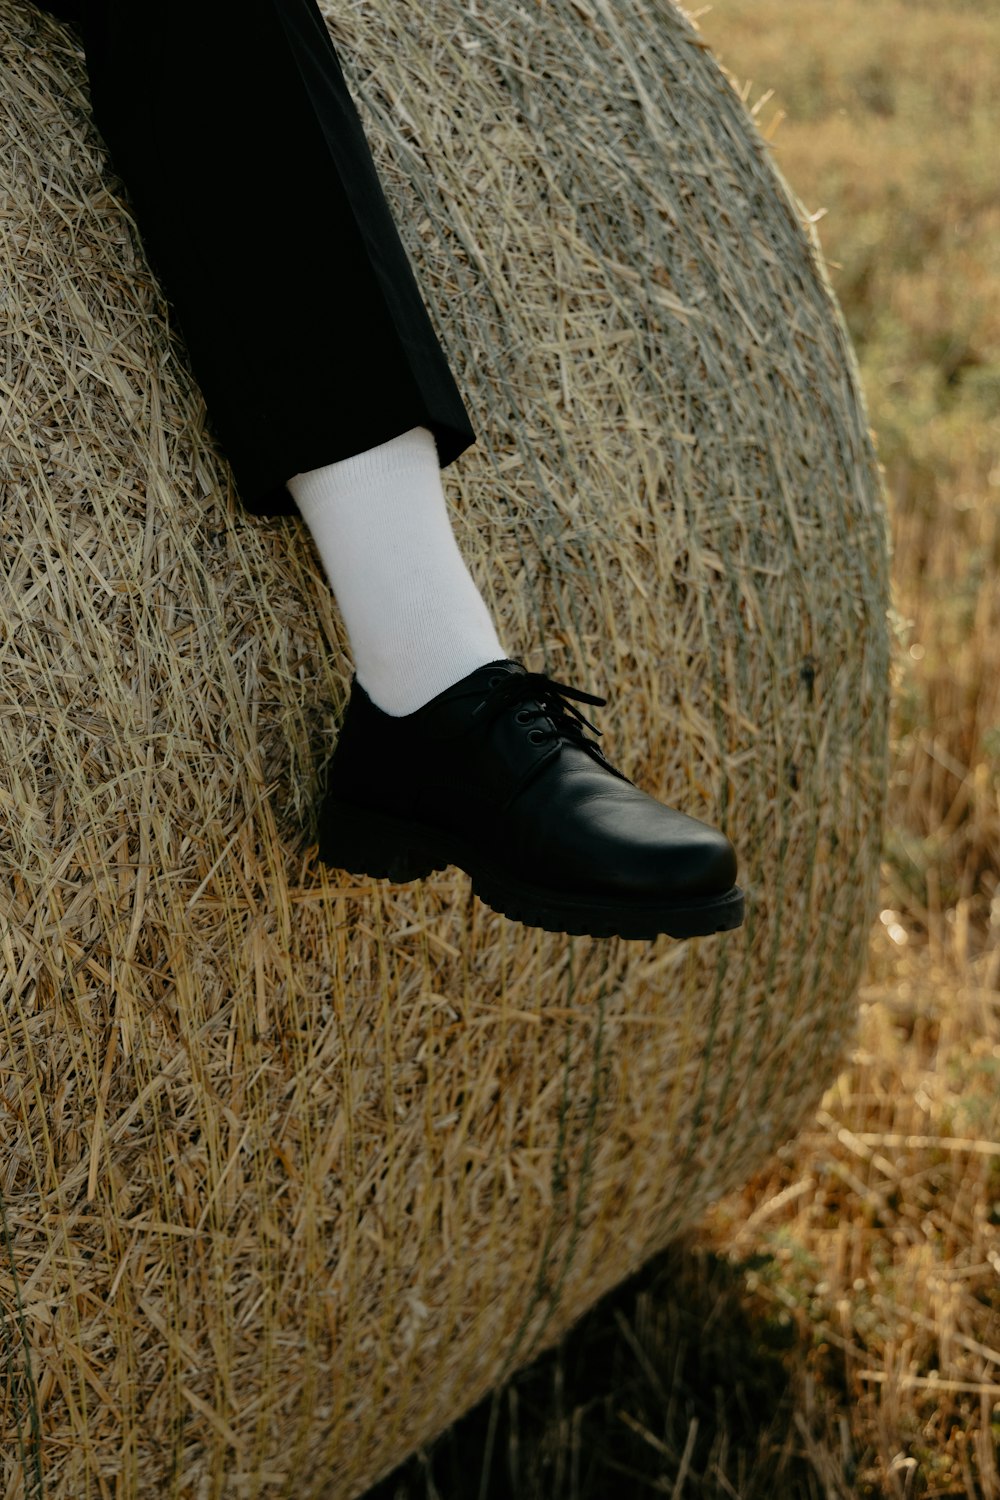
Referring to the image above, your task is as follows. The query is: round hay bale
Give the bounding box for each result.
[0,0,890,1494]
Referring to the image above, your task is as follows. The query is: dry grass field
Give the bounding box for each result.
[367,0,1000,1495]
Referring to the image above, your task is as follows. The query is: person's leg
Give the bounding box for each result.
[40,0,505,713]
[69,0,477,516]
[34,0,743,936]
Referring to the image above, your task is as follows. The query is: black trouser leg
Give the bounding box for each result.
[34,0,477,517]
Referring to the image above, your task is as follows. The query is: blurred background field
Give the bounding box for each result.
[367,0,1000,1495]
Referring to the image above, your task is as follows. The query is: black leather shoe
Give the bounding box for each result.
[315,659,745,940]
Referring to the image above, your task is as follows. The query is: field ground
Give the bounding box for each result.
[370,0,1000,1494]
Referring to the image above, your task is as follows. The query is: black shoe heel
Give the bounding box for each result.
[317,800,445,884]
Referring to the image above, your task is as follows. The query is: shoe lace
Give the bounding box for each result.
[474,670,614,761]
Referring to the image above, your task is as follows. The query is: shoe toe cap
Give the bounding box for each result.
[658,817,738,899]
[595,806,737,901]
[525,771,739,902]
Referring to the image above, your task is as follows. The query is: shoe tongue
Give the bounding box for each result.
[439,659,525,700]
[416,658,526,736]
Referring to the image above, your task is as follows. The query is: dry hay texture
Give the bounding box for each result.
[0,0,890,1496]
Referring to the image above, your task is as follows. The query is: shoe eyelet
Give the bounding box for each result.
[527,728,547,745]
[514,709,533,725]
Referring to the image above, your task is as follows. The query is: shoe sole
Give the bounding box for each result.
[318,801,746,941]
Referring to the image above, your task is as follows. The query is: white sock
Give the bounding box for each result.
[288,425,506,716]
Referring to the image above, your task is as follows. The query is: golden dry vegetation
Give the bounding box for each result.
[370,0,1000,1494]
